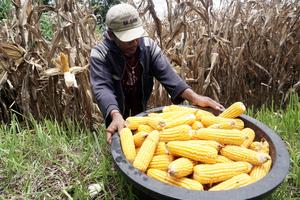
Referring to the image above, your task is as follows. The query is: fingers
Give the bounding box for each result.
[211,99,224,110]
[106,122,125,144]
[106,125,115,144]
[197,96,224,111]
[219,104,225,110]
[213,101,224,110]
[106,123,118,135]
[201,96,223,110]
[107,132,112,144]
[106,128,115,134]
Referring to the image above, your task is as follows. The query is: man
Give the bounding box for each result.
[90,3,224,143]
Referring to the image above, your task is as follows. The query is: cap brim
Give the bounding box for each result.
[113,26,148,42]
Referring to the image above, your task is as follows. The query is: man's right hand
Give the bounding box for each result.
[106,110,125,144]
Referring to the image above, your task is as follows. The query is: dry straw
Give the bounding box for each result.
[0,0,100,127]
[0,0,299,126]
[140,0,299,108]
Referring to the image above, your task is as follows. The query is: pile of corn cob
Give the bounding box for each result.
[119,102,272,191]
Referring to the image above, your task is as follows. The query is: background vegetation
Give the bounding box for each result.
[0,0,299,125]
[0,0,11,20]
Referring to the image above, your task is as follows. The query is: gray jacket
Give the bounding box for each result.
[90,32,189,126]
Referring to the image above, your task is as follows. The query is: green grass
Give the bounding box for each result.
[0,94,299,199]
[0,117,134,199]
[253,94,300,199]
[40,13,54,40]
[0,0,11,20]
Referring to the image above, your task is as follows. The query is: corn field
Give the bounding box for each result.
[145,0,300,109]
[0,0,299,127]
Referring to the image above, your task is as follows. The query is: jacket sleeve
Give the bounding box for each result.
[148,39,190,104]
[90,46,120,126]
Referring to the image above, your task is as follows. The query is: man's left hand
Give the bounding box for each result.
[181,88,224,110]
[192,95,224,110]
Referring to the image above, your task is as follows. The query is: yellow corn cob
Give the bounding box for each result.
[201,115,244,129]
[148,155,174,171]
[249,141,263,152]
[133,131,148,147]
[120,128,136,163]
[262,159,272,172]
[125,116,148,130]
[136,147,140,154]
[241,128,255,148]
[193,128,247,145]
[165,114,196,128]
[260,140,270,154]
[207,121,235,129]
[60,52,70,72]
[249,139,270,154]
[209,173,253,191]
[193,161,252,184]
[159,125,193,142]
[147,169,203,190]
[168,158,194,178]
[181,140,222,151]
[162,105,197,113]
[176,177,204,190]
[215,155,234,163]
[219,102,246,118]
[164,110,194,121]
[137,124,153,133]
[166,141,218,163]
[250,159,272,181]
[162,105,180,112]
[147,113,160,117]
[220,145,271,165]
[155,142,169,155]
[149,110,190,120]
[147,168,176,186]
[133,131,160,172]
[195,109,215,121]
[191,121,203,130]
[233,119,245,130]
[200,115,234,127]
[147,117,167,130]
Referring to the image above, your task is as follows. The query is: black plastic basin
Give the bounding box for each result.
[111,106,290,200]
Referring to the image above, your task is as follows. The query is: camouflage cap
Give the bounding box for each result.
[105,3,147,42]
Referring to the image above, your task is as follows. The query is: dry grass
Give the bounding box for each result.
[0,0,101,127]
[141,0,300,109]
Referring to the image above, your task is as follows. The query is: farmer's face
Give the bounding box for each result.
[109,31,139,57]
